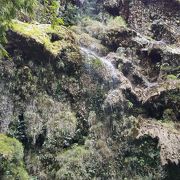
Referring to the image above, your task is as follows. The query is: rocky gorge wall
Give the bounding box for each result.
[104,0,180,36]
[0,0,180,179]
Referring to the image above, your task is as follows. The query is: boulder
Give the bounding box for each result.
[101,27,137,50]
[6,20,82,67]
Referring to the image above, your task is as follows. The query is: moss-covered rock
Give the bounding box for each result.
[0,134,29,180]
[6,20,82,68]
[11,20,75,56]
[73,31,109,56]
[101,27,137,50]
[72,16,127,53]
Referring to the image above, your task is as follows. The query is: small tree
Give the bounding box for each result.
[37,0,64,27]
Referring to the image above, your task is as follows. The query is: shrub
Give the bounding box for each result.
[0,134,29,180]
[107,16,127,28]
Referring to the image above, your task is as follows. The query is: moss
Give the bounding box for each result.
[167,74,178,80]
[3,165,30,180]
[161,64,180,72]
[57,145,90,162]
[107,16,127,28]
[11,20,74,56]
[0,134,23,161]
[91,58,103,69]
[49,110,77,137]
[81,17,104,36]
[79,16,126,38]
[0,134,29,180]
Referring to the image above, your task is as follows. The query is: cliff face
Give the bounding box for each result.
[104,0,180,32]
[0,0,180,179]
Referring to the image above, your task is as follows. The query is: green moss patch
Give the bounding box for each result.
[0,134,23,161]
[0,134,29,180]
[11,20,75,56]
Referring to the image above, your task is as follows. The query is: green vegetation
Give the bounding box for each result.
[167,74,178,80]
[0,0,36,56]
[91,58,103,69]
[127,100,134,109]
[34,0,64,27]
[107,16,127,28]
[44,110,77,151]
[163,109,176,121]
[0,134,29,180]
[12,20,71,56]
[123,136,163,179]
[0,0,64,56]
[56,145,91,179]
[61,4,80,26]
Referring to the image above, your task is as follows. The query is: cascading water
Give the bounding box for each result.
[75,0,161,110]
[74,0,126,90]
[80,47,120,86]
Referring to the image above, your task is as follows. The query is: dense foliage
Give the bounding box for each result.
[0,0,64,56]
[34,0,64,26]
[0,0,36,55]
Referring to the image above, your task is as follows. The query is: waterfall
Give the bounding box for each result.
[80,47,121,88]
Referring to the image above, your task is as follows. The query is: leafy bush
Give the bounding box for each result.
[34,0,64,26]
[61,4,80,26]
[0,134,29,180]
[55,146,91,179]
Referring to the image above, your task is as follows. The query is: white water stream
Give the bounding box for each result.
[80,47,118,80]
[80,46,157,90]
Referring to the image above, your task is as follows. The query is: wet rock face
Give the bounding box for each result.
[103,0,180,42]
[103,0,122,15]
[0,0,180,179]
[70,0,85,6]
[103,0,130,19]
[101,27,137,50]
[143,88,180,120]
[128,0,180,37]
[73,1,180,175]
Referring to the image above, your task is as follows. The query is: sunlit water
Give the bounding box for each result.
[80,47,120,87]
